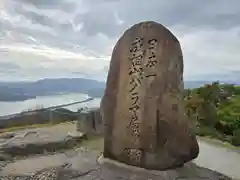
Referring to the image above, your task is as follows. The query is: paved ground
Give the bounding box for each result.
[194,140,240,179]
[0,123,238,180]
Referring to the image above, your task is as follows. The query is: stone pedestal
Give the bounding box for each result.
[101,21,199,170]
[76,111,88,133]
[77,108,104,135]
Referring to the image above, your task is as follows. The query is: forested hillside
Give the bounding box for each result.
[184,82,240,146]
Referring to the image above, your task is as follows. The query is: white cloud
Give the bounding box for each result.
[178,27,240,80]
[0,0,239,82]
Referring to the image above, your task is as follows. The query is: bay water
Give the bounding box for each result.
[0,93,101,116]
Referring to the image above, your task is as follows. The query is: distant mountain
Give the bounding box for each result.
[0,78,105,101]
[0,78,238,102]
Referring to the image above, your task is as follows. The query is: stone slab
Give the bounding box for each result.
[101,21,199,170]
[0,122,86,157]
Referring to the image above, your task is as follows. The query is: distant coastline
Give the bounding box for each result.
[0,78,238,102]
[0,78,105,102]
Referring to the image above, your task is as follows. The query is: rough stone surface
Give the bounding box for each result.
[0,122,86,158]
[101,21,199,170]
[0,148,232,180]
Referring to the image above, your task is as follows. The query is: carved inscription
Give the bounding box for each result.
[127,37,144,139]
[145,38,158,78]
[124,148,143,164]
[125,37,159,163]
[127,37,159,132]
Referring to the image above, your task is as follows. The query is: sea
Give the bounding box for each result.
[0,93,101,117]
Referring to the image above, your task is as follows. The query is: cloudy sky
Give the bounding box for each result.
[0,0,239,82]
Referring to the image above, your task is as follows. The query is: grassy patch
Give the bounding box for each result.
[81,135,104,151]
[197,125,231,142]
[196,124,240,148]
[0,121,70,134]
[196,125,223,139]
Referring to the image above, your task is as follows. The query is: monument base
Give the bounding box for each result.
[102,145,198,171]
[97,154,163,174]
[97,154,231,179]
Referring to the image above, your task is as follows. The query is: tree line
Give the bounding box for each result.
[184,82,240,146]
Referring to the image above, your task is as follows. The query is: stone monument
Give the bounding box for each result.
[100,21,199,170]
